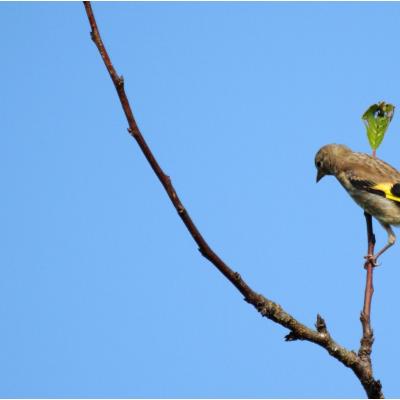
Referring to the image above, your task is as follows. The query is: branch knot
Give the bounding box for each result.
[315,314,328,334]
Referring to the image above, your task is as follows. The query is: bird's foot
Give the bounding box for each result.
[364,254,381,268]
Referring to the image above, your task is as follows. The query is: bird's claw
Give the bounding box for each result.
[364,254,381,268]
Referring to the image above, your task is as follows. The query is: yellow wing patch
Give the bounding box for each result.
[372,183,400,202]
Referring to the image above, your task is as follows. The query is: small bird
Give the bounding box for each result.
[315,143,400,265]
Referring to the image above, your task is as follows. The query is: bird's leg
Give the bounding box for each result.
[364,224,396,267]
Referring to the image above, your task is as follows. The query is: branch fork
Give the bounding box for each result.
[82,3,384,397]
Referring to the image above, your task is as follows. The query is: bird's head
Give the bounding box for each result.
[315,144,351,182]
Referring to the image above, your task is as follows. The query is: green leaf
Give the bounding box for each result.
[362,102,395,151]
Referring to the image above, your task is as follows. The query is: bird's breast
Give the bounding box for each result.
[350,189,400,226]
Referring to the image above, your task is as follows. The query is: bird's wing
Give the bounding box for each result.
[344,153,400,203]
[370,182,400,202]
[349,177,400,203]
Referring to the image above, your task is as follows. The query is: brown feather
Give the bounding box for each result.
[339,152,400,184]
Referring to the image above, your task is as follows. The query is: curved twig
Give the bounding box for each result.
[82,3,383,397]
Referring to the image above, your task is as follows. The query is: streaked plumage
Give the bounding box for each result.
[315,144,400,264]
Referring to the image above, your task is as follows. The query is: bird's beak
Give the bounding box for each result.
[316,170,325,183]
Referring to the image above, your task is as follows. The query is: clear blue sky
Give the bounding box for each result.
[2,2,400,398]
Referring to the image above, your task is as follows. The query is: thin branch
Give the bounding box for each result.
[360,212,375,363]
[82,2,383,397]
[358,145,379,394]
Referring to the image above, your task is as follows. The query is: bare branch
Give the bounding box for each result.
[82,2,384,397]
[360,213,376,362]
[357,146,380,397]
[357,211,380,398]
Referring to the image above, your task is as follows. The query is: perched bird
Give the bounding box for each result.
[315,143,400,265]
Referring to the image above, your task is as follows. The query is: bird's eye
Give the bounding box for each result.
[316,161,322,168]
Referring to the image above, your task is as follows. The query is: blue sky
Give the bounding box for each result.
[2,1,400,398]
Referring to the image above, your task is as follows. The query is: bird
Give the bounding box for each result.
[315,143,400,265]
